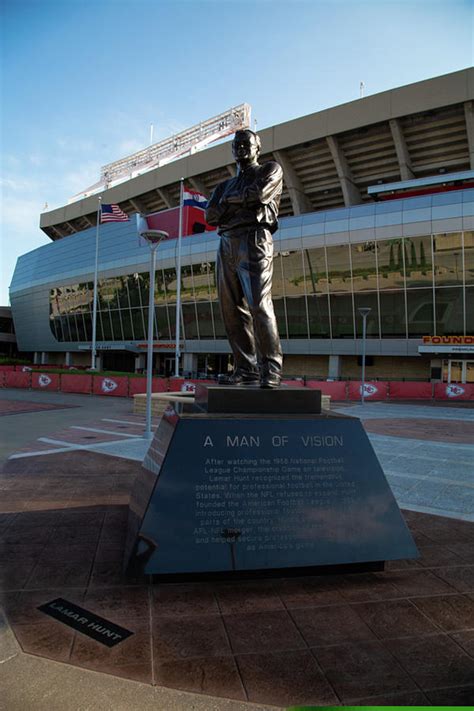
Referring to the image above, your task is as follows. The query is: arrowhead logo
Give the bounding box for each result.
[101,378,118,393]
[446,384,464,398]
[181,381,196,393]
[361,383,378,396]
[38,374,52,387]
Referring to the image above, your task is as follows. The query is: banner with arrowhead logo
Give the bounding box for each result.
[32,372,59,391]
[348,381,388,400]
[92,376,128,397]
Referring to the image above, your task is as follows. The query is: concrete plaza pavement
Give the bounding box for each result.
[1,388,474,709]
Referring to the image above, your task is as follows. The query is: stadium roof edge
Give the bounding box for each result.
[40,67,474,237]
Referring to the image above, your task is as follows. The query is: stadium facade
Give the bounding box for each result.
[9,68,474,384]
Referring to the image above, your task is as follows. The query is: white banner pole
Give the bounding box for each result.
[174,178,184,377]
[91,196,102,370]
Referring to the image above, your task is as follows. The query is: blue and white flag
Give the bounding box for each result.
[183,188,208,210]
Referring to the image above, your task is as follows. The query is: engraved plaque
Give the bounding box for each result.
[125,404,418,575]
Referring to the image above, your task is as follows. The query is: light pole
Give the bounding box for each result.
[137,215,168,439]
[358,307,371,404]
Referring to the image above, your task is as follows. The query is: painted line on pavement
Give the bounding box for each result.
[101,418,150,426]
[9,446,81,459]
[387,471,474,489]
[9,435,146,460]
[70,426,143,438]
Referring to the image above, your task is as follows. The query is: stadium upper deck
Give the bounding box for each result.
[40,68,474,241]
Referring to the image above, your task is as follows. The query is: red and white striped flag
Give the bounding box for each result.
[100,204,130,223]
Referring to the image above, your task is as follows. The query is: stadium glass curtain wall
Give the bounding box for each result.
[49,231,473,343]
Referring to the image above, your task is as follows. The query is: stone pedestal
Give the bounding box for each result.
[124,385,418,576]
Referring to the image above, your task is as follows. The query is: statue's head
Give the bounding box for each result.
[232,129,261,164]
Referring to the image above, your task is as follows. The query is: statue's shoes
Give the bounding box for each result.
[217,372,260,386]
[260,374,281,389]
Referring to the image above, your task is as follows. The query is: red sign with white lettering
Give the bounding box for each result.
[128,377,168,396]
[5,371,31,389]
[389,382,432,399]
[32,373,60,391]
[60,374,92,394]
[92,376,129,397]
[306,381,347,400]
[348,381,388,401]
[434,383,474,400]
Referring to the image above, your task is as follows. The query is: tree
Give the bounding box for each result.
[397,242,403,271]
[420,241,426,273]
[389,244,395,269]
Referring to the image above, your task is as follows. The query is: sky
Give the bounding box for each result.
[1,0,473,305]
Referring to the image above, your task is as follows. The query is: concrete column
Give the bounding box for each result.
[33,352,40,365]
[65,352,72,366]
[155,187,175,208]
[129,197,149,214]
[135,353,146,373]
[328,355,341,380]
[50,225,65,239]
[464,101,474,169]
[273,149,313,215]
[389,118,415,180]
[189,177,208,197]
[41,352,48,365]
[182,352,198,377]
[326,135,362,206]
[95,354,103,372]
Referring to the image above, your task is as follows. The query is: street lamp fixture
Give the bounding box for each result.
[137,215,169,439]
[358,307,371,404]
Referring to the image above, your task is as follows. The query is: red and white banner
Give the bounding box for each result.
[282,380,303,388]
[60,374,92,394]
[128,377,168,397]
[32,373,60,391]
[348,381,388,401]
[5,371,31,389]
[434,383,474,400]
[307,381,347,400]
[177,379,211,393]
[92,376,129,397]
[389,381,433,399]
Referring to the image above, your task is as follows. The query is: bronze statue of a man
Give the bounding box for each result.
[206,129,283,388]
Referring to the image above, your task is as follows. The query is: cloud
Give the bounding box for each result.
[2,195,42,232]
[1,107,189,303]
[56,137,96,154]
[117,138,146,155]
[1,176,44,193]
[62,161,103,195]
[29,154,44,167]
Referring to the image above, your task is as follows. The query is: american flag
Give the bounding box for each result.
[100,204,130,223]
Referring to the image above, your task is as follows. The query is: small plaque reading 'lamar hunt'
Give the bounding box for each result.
[38,598,133,647]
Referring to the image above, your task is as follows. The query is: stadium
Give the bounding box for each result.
[9,67,474,385]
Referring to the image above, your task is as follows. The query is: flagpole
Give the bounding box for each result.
[91,196,102,370]
[174,178,184,377]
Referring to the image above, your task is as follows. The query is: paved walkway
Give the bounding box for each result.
[1,389,474,709]
[334,402,474,523]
